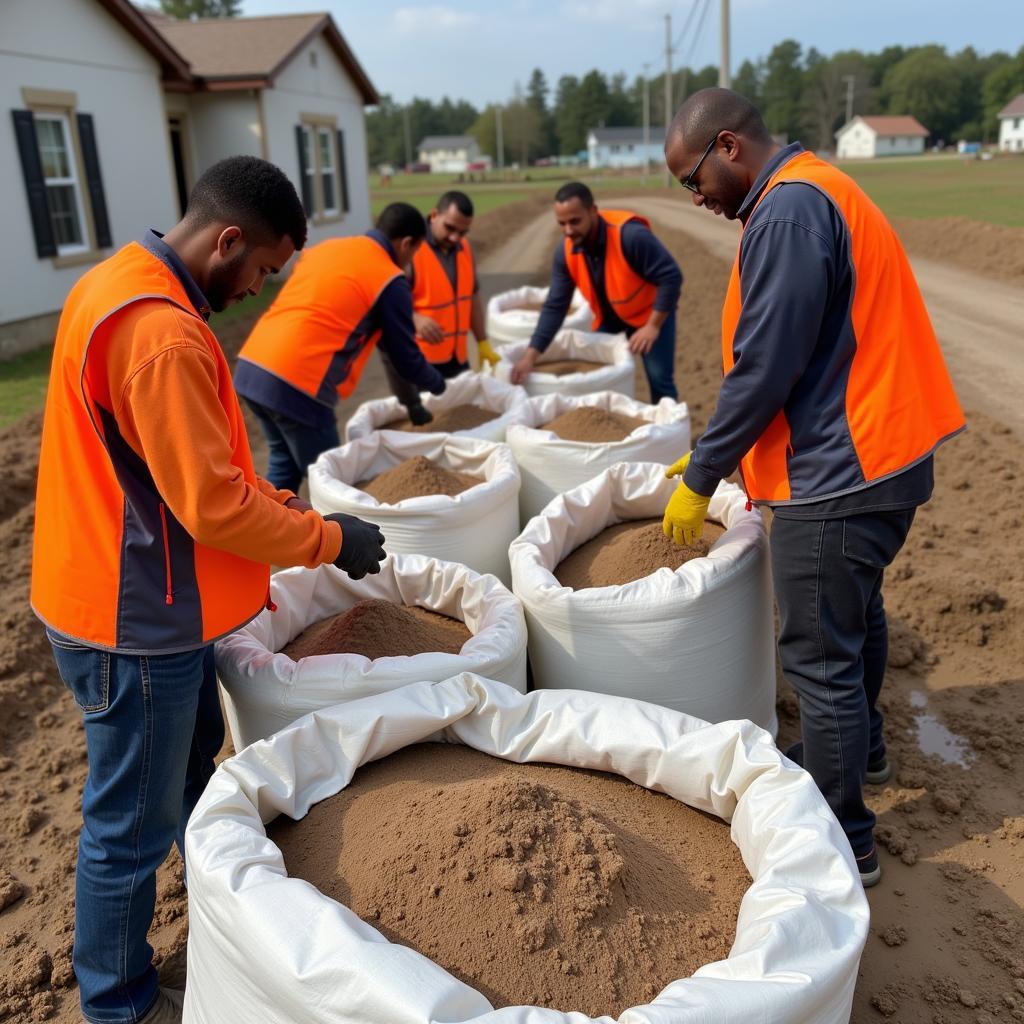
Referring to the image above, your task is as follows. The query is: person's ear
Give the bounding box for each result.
[216,225,243,257]
[719,131,740,161]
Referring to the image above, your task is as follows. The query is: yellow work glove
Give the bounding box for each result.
[662,453,711,546]
[477,338,501,367]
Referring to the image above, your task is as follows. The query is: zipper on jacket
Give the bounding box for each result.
[158,503,174,606]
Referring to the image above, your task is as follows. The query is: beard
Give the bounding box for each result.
[205,247,249,313]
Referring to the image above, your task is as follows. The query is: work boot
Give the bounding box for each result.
[865,756,892,785]
[856,846,882,888]
[138,988,185,1024]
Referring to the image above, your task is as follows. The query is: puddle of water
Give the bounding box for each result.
[907,690,975,767]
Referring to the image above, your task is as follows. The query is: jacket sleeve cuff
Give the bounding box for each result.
[683,459,721,498]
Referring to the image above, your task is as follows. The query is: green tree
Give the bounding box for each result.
[882,45,961,142]
[527,68,556,155]
[762,39,805,141]
[801,49,872,151]
[982,46,1024,138]
[554,74,583,154]
[733,59,763,106]
[159,0,240,17]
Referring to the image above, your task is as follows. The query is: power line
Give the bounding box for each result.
[684,0,713,65]
[672,0,703,52]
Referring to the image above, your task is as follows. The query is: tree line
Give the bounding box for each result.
[366,42,1024,167]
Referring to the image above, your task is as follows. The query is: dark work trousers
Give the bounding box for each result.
[770,508,916,857]
[244,398,340,494]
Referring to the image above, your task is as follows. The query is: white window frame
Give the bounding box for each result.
[35,111,89,257]
[316,125,338,217]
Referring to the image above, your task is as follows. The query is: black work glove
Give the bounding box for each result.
[406,402,433,426]
[324,513,386,580]
[427,371,447,396]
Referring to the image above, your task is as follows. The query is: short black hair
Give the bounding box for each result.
[554,181,594,207]
[376,202,428,241]
[669,87,773,152]
[436,190,474,217]
[185,156,307,250]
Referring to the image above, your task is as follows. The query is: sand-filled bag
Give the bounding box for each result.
[183,674,869,1024]
[510,461,776,732]
[215,555,527,749]
[485,285,592,345]
[344,372,530,444]
[309,432,520,585]
[509,392,691,522]
[488,330,635,398]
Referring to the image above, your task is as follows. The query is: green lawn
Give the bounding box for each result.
[0,344,53,428]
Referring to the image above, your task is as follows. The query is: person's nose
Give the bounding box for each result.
[692,192,705,208]
[248,272,266,297]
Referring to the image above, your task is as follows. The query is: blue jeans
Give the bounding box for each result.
[770,509,915,857]
[245,397,340,493]
[634,311,678,404]
[47,633,223,1023]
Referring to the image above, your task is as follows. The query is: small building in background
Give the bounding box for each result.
[997,94,1024,152]
[586,127,663,169]
[835,115,929,159]
[417,135,480,173]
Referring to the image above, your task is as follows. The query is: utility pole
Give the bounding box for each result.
[843,74,856,125]
[495,104,504,175]
[402,106,412,169]
[642,62,651,183]
[664,12,673,186]
[718,0,730,88]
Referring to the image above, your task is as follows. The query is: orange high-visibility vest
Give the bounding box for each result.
[411,236,475,364]
[564,210,658,330]
[721,151,965,503]
[239,236,403,402]
[31,243,269,652]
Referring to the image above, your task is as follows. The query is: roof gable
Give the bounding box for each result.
[96,0,191,85]
[418,135,477,150]
[856,115,929,137]
[998,93,1024,119]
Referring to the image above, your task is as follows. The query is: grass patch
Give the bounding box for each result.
[209,279,280,327]
[0,344,54,428]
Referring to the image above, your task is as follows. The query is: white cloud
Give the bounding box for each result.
[562,0,665,23]
[391,5,481,33]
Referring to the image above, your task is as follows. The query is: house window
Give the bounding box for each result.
[34,113,88,254]
[296,117,346,221]
[317,126,337,215]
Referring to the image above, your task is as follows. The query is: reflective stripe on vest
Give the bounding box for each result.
[239,236,403,402]
[30,242,269,653]
[411,238,474,364]
[564,210,658,330]
[721,151,965,503]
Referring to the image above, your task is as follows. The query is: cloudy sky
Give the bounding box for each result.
[240,0,1021,104]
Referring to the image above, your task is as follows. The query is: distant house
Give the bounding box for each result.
[997,93,1024,152]
[417,135,480,173]
[586,127,663,170]
[3,0,378,357]
[835,115,929,159]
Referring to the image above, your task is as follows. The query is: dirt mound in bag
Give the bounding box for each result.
[536,358,606,377]
[271,743,750,1016]
[388,404,498,434]
[542,406,648,443]
[510,300,582,314]
[555,517,726,589]
[359,455,482,504]
[282,599,470,660]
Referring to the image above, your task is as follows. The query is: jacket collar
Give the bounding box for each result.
[737,142,805,225]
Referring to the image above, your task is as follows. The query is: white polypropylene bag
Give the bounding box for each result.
[509,391,691,522]
[489,330,635,398]
[344,371,530,443]
[215,554,528,749]
[309,432,520,585]
[184,674,868,1024]
[510,461,777,733]
[486,285,592,345]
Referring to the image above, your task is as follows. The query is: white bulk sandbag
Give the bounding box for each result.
[510,461,777,733]
[215,554,528,749]
[489,329,635,398]
[509,391,691,522]
[309,432,520,586]
[486,284,592,345]
[184,674,869,1024]
[344,371,529,443]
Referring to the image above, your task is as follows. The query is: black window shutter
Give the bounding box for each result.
[11,110,56,259]
[295,124,313,215]
[336,128,350,214]
[76,113,111,248]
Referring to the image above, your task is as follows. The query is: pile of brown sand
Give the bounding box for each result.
[388,404,498,434]
[555,517,726,589]
[511,300,582,314]
[270,743,749,1016]
[282,599,470,660]
[536,358,606,377]
[542,406,648,443]
[359,455,482,503]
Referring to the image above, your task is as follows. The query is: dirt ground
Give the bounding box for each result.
[1,200,1023,1023]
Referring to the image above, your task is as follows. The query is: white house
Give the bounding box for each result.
[997,93,1024,152]
[835,115,929,159]
[417,135,480,173]
[587,127,664,170]
[2,0,378,357]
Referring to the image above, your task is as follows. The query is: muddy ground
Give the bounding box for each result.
[1,201,1023,1024]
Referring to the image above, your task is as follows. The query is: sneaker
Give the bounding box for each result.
[865,757,892,785]
[137,988,185,1024]
[856,846,882,888]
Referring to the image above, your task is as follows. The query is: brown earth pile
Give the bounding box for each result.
[536,358,606,377]
[542,406,648,443]
[359,455,482,503]
[270,743,750,1016]
[510,300,581,314]
[282,599,470,660]
[555,517,726,589]
[892,216,1024,286]
[388,404,498,434]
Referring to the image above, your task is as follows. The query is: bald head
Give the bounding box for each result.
[668,87,772,152]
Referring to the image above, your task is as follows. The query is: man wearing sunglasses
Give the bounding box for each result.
[661,88,964,887]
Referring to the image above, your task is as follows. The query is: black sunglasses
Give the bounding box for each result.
[680,133,720,194]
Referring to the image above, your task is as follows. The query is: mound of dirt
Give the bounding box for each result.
[270,743,750,1017]
[387,404,498,434]
[536,358,606,377]
[554,517,726,589]
[359,455,482,503]
[892,216,1024,286]
[282,599,470,660]
[542,406,648,443]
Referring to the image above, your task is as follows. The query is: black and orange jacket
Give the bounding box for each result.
[410,234,475,365]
